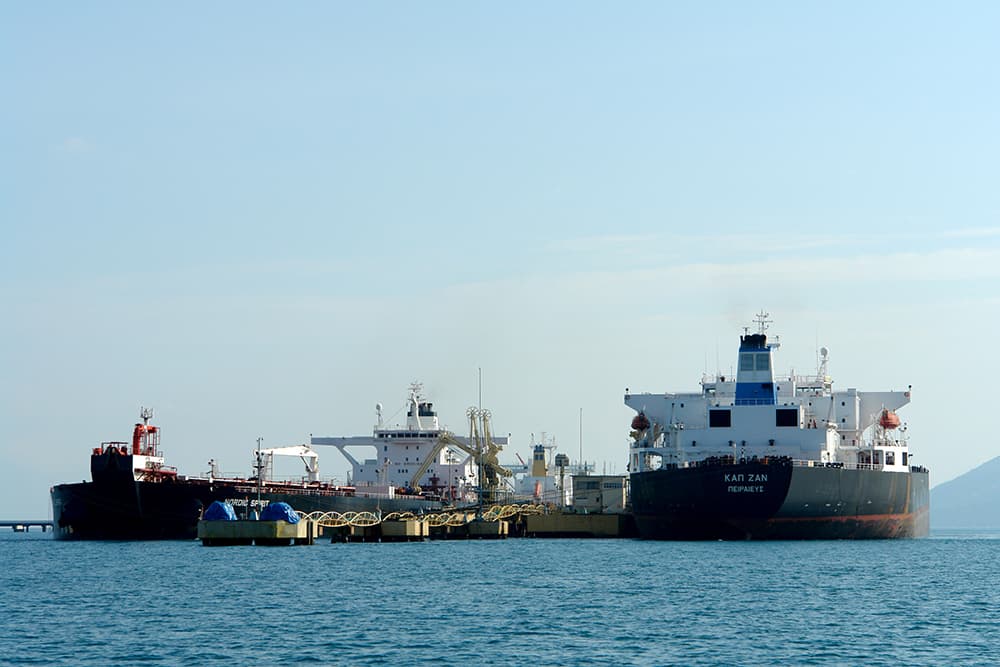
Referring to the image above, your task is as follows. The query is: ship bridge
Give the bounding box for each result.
[624,316,912,472]
[311,384,511,502]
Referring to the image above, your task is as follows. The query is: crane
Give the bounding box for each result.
[408,408,512,501]
[254,445,320,483]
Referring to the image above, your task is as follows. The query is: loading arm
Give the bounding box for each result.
[408,431,512,489]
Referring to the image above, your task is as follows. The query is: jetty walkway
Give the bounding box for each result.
[0,520,53,532]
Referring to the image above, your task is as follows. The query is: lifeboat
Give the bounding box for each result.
[879,409,901,430]
[631,412,651,431]
[132,422,160,455]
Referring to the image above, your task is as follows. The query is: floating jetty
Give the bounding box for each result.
[323,517,510,542]
[197,501,637,546]
[525,512,637,538]
[314,507,518,542]
[198,519,317,546]
[197,500,318,546]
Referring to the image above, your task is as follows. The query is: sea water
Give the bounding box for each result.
[0,531,997,666]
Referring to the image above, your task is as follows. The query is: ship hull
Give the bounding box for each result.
[630,459,930,540]
[50,479,443,540]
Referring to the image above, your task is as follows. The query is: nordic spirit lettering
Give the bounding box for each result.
[724,473,767,493]
[225,498,270,508]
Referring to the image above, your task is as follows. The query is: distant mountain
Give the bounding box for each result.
[930,457,1000,530]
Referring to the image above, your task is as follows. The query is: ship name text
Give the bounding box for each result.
[724,473,767,483]
[725,473,767,493]
[225,498,270,508]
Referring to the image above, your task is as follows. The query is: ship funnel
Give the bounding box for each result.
[531,444,547,477]
[734,334,777,406]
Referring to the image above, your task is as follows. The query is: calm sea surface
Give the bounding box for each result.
[1,531,997,666]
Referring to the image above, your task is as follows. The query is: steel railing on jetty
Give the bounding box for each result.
[657,456,927,473]
[199,504,553,546]
[298,503,548,528]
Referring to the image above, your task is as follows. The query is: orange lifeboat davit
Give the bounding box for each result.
[879,409,901,430]
[132,424,144,455]
[132,422,160,455]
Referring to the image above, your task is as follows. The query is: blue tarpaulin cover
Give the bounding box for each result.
[260,502,300,523]
[203,501,238,521]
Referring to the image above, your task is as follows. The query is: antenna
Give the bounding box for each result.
[815,328,819,372]
[408,381,424,405]
[754,310,772,334]
[140,407,153,425]
[255,436,263,515]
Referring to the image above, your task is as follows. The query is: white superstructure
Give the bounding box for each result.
[627,313,913,474]
[505,434,594,506]
[311,383,510,503]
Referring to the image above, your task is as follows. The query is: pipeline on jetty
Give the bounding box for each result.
[298,503,548,528]
[198,503,632,545]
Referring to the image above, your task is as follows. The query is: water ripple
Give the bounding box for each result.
[1,533,998,665]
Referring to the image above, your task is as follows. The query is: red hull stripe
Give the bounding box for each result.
[772,506,928,524]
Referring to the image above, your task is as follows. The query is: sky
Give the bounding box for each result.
[3,3,999,518]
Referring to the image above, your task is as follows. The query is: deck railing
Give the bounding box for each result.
[646,455,928,474]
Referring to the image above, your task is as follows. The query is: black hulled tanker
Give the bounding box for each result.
[50,410,443,540]
[50,466,441,541]
[626,315,929,540]
[629,458,929,540]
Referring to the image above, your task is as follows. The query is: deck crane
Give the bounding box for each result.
[254,445,321,483]
[408,408,512,501]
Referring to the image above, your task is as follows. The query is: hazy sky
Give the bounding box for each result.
[3,4,999,517]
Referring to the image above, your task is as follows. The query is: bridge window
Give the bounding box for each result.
[709,409,732,428]
[775,409,798,427]
[740,354,754,372]
[755,354,770,371]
